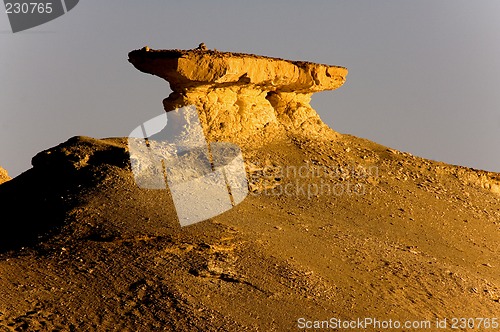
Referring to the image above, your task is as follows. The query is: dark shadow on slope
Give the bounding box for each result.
[0,136,131,253]
[0,136,182,254]
[0,168,77,253]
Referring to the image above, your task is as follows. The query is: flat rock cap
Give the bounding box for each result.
[128,48,348,93]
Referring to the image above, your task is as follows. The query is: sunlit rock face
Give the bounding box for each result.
[128,48,348,146]
[0,166,10,184]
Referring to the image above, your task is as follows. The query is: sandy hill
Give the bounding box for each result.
[0,48,499,331]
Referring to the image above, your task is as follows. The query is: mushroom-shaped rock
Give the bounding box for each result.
[128,48,348,145]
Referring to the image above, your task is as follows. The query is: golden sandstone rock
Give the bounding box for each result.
[0,166,9,184]
[128,48,348,146]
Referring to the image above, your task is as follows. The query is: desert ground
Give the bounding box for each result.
[0,132,499,331]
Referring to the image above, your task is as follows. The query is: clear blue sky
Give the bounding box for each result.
[1,0,500,177]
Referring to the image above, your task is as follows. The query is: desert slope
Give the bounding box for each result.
[0,132,499,331]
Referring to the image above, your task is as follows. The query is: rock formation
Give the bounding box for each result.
[128,48,348,146]
[0,166,10,184]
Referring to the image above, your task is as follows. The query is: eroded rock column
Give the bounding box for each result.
[128,47,348,146]
[163,86,284,144]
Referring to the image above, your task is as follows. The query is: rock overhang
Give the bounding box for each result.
[128,47,348,146]
[128,48,348,93]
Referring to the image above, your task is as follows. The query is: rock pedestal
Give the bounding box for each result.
[128,48,348,146]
